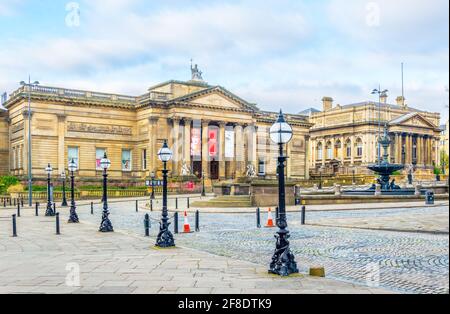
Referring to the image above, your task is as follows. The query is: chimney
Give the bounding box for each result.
[322,97,333,111]
[396,96,406,108]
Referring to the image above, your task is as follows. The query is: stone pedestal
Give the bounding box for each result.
[415,184,422,197]
[334,184,342,196]
[375,184,382,196]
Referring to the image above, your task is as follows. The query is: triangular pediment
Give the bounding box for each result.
[389,113,436,128]
[171,86,259,112]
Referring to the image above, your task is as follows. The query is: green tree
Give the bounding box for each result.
[0,176,20,194]
[440,150,449,174]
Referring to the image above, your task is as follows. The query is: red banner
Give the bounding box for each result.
[209,129,218,158]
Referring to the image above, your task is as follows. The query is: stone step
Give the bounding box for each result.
[191,195,252,208]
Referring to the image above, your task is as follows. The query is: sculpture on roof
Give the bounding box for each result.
[190,60,204,81]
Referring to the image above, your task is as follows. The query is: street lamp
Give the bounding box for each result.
[99,153,113,232]
[201,170,206,197]
[61,171,68,207]
[156,140,175,248]
[151,171,156,200]
[372,87,389,165]
[20,77,40,207]
[268,110,298,277]
[45,164,55,216]
[68,159,79,224]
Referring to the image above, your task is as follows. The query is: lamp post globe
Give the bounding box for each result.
[268,110,298,277]
[45,164,55,216]
[99,153,113,232]
[67,159,79,223]
[156,140,175,248]
[61,171,68,207]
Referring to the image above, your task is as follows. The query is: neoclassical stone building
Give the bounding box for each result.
[0,68,312,182]
[307,96,441,175]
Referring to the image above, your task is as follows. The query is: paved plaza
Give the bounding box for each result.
[0,199,448,294]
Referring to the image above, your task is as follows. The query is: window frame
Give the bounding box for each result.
[122,149,132,172]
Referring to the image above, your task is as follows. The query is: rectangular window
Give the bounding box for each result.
[122,149,132,171]
[68,147,79,168]
[96,148,106,170]
[142,149,147,170]
[258,160,266,176]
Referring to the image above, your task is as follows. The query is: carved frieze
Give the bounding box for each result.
[12,122,24,134]
[67,122,132,136]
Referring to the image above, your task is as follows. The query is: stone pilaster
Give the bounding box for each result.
[148,117,159,174]
[57,114,67,175]
[22,110,33,175]
[171,117,181,176]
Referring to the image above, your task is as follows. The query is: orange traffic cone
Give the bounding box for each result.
[183,211,192,233]
[265,208,275,228]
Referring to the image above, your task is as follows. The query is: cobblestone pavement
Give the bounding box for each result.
[0,210,387,294]
[72,202,450,294]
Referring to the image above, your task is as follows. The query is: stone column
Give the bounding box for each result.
[405,134,412,164]
[183,118,192,171]
[340,136,345,163]
[148,117,159,174]
[235,124,244,177]
[57,114,66,175]
[202,120,210,178]
[395,133,401,163]
[171,117,181,176]
[417,136,423,166]
[423,136,429,167]
[219,122,226,180]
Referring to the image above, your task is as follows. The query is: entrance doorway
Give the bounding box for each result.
[193,161,202,178]
[210,160,219,180]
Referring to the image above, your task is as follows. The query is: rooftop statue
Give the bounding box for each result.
[191,61,204,81]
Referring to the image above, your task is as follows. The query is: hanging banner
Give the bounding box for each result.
[191,128,201,157]
[209,128,218,158]
[225,130,235,158]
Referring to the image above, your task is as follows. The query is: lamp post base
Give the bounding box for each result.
[45,205,55,217]
[68,208,79,223]
[99,212,114,232]
[269,230,299,277]
[156,224,175,248]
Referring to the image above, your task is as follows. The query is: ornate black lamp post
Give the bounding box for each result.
[151,171,156,200]
[268,110,298,277]
[201,170,206,197]
[156,140,175,248]
[45,164,55,217]
[61,171,68,207]
[68,159,79,223]
[99,153,113,232]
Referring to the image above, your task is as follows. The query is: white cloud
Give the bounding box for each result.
[0,0,22,16]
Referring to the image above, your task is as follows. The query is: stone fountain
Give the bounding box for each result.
[367,124,404,191]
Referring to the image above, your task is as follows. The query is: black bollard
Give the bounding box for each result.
[3,199,6,207]
[174,212,179,234]
[91,202,94,215]
[21,198,24,207]
[195,210,200,232]
[301,206,306,225]
[187,197,190,209]
[12,214,17,237]
[35,202,39,216]
[13,198,16,206]
[56,213,61,235]
[150,199,153,212]
[256,208,261,228]
[136,200,139,213]
[144,214,150,237]
[175,198,178,210]
[53,203,56,214]
[17,202,21,218]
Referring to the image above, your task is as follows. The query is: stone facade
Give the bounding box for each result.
[0,78,312,182]
[308,96,441,175]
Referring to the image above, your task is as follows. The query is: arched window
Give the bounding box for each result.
[317,142,323,160]
[326,141,333,159]
[356,138,363,157]
[335,140,342,159]
[345,139,352,158]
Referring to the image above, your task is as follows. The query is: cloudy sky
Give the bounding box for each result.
[0,0,448,120]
